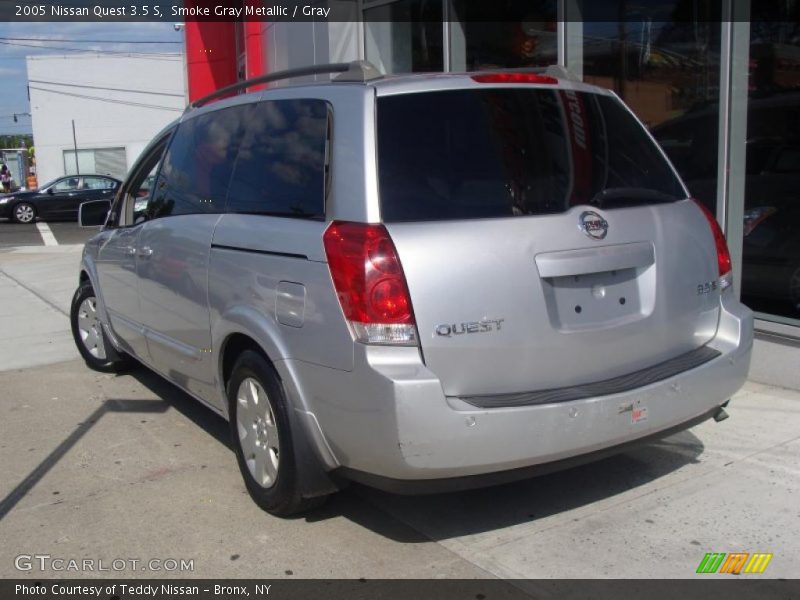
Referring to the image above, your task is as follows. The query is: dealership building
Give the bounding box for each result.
[26,52,186,185]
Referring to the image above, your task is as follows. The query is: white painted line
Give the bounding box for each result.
[5,244,83,254]
[35,222,58,246]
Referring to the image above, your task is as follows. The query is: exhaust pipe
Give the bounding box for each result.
[714,407,730,423]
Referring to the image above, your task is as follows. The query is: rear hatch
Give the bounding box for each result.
[376,83,722,397]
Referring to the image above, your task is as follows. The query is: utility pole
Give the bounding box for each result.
[71,119,79,175]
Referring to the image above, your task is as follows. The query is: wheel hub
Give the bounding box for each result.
[236,377,280,488]
[15,204,34,223]
[76,296,107,360]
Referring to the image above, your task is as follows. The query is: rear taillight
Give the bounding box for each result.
[323,221,418,346]
[471,73,558,85]
[693,199,732,290]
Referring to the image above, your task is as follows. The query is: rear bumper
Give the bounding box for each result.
[280,294,753,487]
[336,405,722,494]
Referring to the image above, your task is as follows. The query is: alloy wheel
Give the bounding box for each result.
[14,204,35,223]
[236,377,280,488]
[76,297,107,360]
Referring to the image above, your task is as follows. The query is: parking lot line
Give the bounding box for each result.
[35,222,58,246]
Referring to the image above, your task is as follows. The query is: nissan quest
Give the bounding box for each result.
[70,62,753,516]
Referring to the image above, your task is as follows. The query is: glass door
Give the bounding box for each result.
[740,4,800,327]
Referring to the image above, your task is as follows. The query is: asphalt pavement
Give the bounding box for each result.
[0,241,798,583]
[0,219,95,248]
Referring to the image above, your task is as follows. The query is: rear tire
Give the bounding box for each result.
[70,282,131,372]
[227,350,327,517]
[12,202,36,224]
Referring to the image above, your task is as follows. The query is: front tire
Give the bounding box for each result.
[12,202,36,224]
[70,282,131,372]
[228,350,327,517]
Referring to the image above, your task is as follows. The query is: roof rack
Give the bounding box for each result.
[543,65,580,81]
[187,60,383,110]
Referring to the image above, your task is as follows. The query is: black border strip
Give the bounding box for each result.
[3,579,798,600]
[0,1,781,23]
[210,243,308,260]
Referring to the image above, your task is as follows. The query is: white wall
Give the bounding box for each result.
[261,15,362,85]
[26,53,185,185]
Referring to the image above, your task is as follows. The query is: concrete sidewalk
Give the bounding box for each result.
[0,245,82,371]
[0,360,492,580]
[360,380,800,579]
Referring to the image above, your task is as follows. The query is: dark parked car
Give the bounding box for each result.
[742,195,800,316]
[652,93,800,317]
[0,174,120,223]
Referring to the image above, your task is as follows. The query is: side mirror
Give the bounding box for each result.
[47,188,54,195]
[79,199,111,228]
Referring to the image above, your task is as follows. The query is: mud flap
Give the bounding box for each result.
[286,407,343,499]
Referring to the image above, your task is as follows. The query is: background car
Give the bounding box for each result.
[133,174,156,214]
[652,92,800,318]
[0,174,120,224]
[742,197,800,316]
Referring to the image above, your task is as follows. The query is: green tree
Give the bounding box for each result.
[0,134,33,148]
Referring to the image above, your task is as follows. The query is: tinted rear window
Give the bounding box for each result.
[377,89,685,222]
[227,99,330,219]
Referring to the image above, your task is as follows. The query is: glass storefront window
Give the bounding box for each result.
[449,1,557,70]
[740,5,800,323]
[578,1,722,214]
[359,0,800,331]
[364,0,443,73]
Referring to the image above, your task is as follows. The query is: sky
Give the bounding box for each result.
[0,22,185,136]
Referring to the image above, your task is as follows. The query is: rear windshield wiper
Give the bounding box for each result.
[589,187,681,209]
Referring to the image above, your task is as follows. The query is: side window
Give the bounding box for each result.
[112,133,172,227]
[150,105,251,219]
[53,177,80,192]
[132,169,160,224]
[226,99,329,218]
[83,176,116,190]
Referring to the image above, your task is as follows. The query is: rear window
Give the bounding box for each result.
[377,89,685,222]
[226,99,330,219]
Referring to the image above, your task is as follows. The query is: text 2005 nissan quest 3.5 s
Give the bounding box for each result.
[70,62,753,516]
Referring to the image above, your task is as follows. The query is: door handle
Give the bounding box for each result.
[138,246,153,258]
[125,245,137,255]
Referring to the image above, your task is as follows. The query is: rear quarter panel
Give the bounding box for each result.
[208,215,355,392]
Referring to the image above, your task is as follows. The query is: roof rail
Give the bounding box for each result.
[187,60,383,110]
[543,65,580,82]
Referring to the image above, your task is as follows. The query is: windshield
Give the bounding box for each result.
[376,89,685,222]
[36,178,61,191]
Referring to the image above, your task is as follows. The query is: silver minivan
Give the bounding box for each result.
[71,62,753,516]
